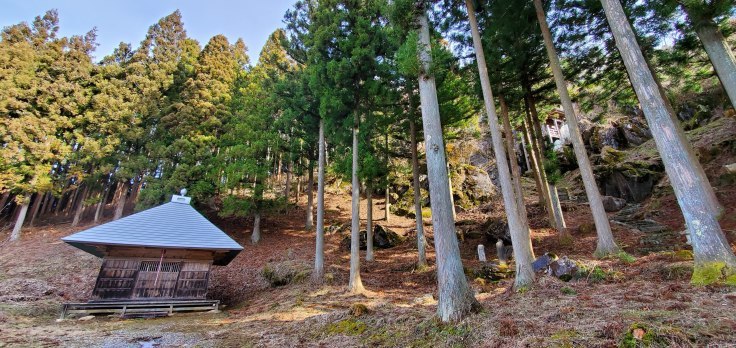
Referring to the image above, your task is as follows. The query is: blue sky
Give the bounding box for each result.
[1,0,296,62]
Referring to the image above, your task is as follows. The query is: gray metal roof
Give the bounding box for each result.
[62,200,243,263]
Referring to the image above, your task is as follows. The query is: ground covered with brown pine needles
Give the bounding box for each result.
[1,182,736,347]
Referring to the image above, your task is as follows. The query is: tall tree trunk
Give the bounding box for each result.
[385,132,391,222]
[525,94,557,225]
[71,185,90,227]
[467,0,536,289]
[534,0,616,249]
[522,117,545,207]
[410,118,427,267]
[39,192,52,218]
[251,212,261,244]
[28,192,43,227]
[296,175,301,203]
[601,0,736,282]
[10,195,30,242]
[284,159,292,200]
[128,176,144,211]
[276,153,282,182]
[349,113,365,293]
[519,129,531,173]
[113,181,129,221]
[94,184,110,224]
[306,158,315,230]
[313,119,327,281]
[366,183,374,262]
[64,187,81,217]
[418,8,478,322]
[688,16,736,109]
[499,95,528,224]
[446,159,457,220]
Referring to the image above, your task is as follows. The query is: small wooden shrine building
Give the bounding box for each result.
[61,191,242,316]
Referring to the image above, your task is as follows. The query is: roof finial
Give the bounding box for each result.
[180,188,188,197]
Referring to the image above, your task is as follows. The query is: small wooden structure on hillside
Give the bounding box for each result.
[60,190,243,318]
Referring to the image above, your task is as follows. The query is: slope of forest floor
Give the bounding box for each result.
[1,170,736,347]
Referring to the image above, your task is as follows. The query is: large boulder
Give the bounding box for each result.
[340,224,404,251]
[601,195,627,212]
[597,147,663,203]
[463,165,497,203]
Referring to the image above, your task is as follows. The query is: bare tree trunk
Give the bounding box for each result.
[251,212,261,244]
[28,192,43,227]
[313,119,326,281]
[39,192,52,218]
[42,193,55,216]
[10,195,30,242]
[276,153,282,182]
[499,95,528,224]
[94,184,111,224]
[366,183,374,261]
[418,8,477,322]
[306,158,315,230]
[113,181,129,221]
[534,0,615,250]
[446,159,457,220]
[385,132,391,222]
[72,185,90,227]
[548,184,567,232]
[284,159,292,200]
[128,176,144,211]
[349,113,365,293]
[522,117,545,206]
[519,130,531,173]
[410,118,427,267]
[525,95,557,225]
[296,174,301,203]
[601,0,736,282]
[689,16,736,109]
[65,187,81,217]
[467,0,536,289]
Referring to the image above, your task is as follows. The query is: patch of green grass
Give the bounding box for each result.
[550,329,579,348]
[324,318,367,336]
[576,264,622,283]
[560,286,576,296]
[613,251,636,264]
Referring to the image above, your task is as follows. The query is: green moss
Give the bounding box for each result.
[560,286,576,296]
[672,250,694,261]
[691,262,727,286]
[421,207,432,219]
[725,274,736,286]
[324,318,367,336]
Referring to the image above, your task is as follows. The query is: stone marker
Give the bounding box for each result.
[477,244,487,262]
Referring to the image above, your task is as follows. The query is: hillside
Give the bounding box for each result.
[1,173,735,347]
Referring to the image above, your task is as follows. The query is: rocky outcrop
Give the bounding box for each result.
[340,224,405,251]
[596,147,663,203]
[579,115,652,154]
